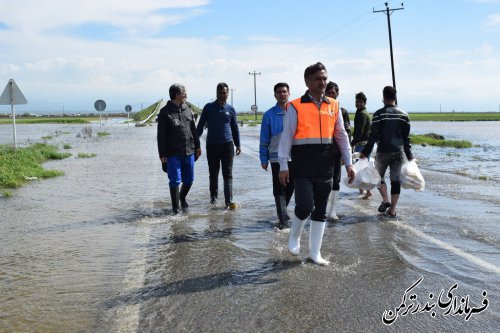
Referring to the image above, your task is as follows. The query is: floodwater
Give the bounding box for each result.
[0,120,499,332]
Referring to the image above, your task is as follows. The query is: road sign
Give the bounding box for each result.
[0,79,27,105]
[125,105,132,112]
[94,99,106,112]
[251,105,258,112]
[0,79,27,149]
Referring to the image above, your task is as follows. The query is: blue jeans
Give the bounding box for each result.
[167,154,195,188]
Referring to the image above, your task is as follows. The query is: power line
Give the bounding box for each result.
[281,3,388,63]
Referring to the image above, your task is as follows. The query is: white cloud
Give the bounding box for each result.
[0,1,499,113]
[246,36,283,43]
[0,0,209,37]
[484,13,500,28]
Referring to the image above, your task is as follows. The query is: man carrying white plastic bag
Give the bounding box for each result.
[359,86,414,218]
[400,159,425,191]
[344,157,381,191]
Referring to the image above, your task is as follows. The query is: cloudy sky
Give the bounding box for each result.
[0,0,499,114]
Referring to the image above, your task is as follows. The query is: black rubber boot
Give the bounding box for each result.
[209,178,218,204]
[274,195,288,229]
[223,179,233,209]
[180,183,192,213]
[170,186,180,214]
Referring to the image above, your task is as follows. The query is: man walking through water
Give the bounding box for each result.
[260,82,294,229]
[197,82,241,209]
[279,62,355,265]
[324,81,351,220]
[360,86,413,218]
[157,83,201,214]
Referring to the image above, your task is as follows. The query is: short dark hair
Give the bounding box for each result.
[355,92,367,103]
[326,81,339,94]
[217,82,229,91]
[169,83,185,100]
[304,62,327,80]
[274,82,289,93]
[383,86,397,101]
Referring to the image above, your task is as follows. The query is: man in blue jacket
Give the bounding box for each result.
[197,82,241,209]
[259,82,294,229]
[157,83,201,214]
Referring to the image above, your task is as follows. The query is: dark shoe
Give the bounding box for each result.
[225,202,237,210]
[378,201,391,213]
[210,197,217,205]
[385,211,397,218]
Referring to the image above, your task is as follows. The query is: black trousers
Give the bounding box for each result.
[270,162,294,205]
[331,142,342,191]
[294,176,332,222]
[206,142,234,198]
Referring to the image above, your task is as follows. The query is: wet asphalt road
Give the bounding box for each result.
[1,122,499,332]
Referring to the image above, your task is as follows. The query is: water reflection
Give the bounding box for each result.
[105,259,299,310]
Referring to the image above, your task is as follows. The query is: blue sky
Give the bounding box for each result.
[0,0,499,114]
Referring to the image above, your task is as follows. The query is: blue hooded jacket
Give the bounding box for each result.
[259,103,288,164]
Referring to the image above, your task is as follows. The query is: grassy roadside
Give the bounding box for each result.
[0,143,71,195]
[0,118,90,124]
[238,113,262,125]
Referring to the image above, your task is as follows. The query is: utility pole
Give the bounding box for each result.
[248,70,261,121]
[230,88,235,106]
[373,2,404,91]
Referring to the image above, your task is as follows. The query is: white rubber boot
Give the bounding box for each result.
[309,220,329,265]
[326,190,339,220]
[288,215,307,256]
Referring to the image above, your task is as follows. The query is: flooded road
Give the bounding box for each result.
[1,120,499,332]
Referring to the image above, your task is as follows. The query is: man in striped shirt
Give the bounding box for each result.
[360,86,413,218]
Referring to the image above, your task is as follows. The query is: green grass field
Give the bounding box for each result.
[236,112,500,124]
[408,112,500,121]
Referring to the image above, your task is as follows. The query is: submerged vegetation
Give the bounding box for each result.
[77,153,97,158]
[0,143,71,191]
[410,133,472,148]
[97,131,110,137]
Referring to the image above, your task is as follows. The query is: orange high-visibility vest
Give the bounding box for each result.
[290,96,339,145]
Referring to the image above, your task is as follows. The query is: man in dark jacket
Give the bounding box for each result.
[157,83,201,214]
[196,82,241,209]
[360,86,413,218]
[351,91,372,199]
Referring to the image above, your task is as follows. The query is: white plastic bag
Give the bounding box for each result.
[400,160,425,191]
[344,158,381,191]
